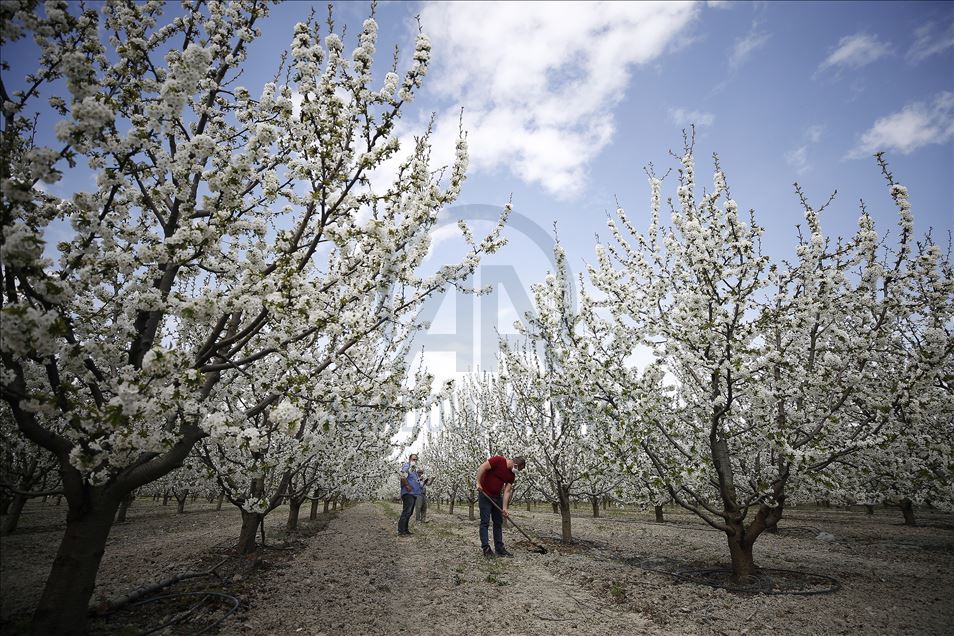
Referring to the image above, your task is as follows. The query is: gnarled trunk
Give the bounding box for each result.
[323,499,330,513]
[551,502,558,514]
[287,496,305,531]
[309,497,320,520]
[1,495,27,534]
[558,487,572,543]
[237,510,263,554]
[31,494,121,635]
[175,495,187,514]
[467,500,475,521]
[654,504,664,523]
[900,498,917,526]
[710,433,788,581]
[448,496,455,515]
[591,496,600,518]
[162,491,170,506]
[726,528,756,580]
[114,493,134,524]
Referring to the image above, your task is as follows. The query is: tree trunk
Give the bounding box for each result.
[1,495,27,534]
[162,491,170,506]
[0,493,10,515]
[31,496,120,635]
[726,530,756,580]
[558,487,572,543]
[55,495,62,506]
[551,502,558,514]
[323,499,330,513]
[448,496,455,515]
[332,498,338,511]
[654,504,664,523]
[591,496,600,518]
[526,500,531,512]
[865,504,874,515]
[237,510,263,555]
[467,500,475,521]
[309,498,320,520]
[602,497,608,511]
[900,498,917,526]
[216,492,224,511]
[287,497,304,531]
[114,494,134,524]
[175,496,186,514]
[191,493,198,503]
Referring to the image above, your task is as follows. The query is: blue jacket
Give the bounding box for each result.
[399,462,422,497]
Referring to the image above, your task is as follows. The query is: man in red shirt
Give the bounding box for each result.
[475,454,526,558]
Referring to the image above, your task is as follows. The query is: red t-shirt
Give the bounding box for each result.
[479,455,515,498]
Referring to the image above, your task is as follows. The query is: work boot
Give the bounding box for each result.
[482,545,495,559]
[495,548,514,558]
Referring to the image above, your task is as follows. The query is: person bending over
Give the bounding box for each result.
[475,454,526,558]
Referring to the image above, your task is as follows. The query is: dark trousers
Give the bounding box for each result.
[398,493,416,533]
[478,491,504,551]
[415,493,427,522]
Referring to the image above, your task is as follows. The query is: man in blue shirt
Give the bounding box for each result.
[397,453,422,536]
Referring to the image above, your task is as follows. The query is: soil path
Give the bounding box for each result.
[5,500,951,634]
[222,502,663,635]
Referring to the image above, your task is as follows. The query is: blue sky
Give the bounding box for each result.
[313,0,952,384]
[9,1,954,390]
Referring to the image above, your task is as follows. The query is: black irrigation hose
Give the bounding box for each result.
[634,562,841,596]
[129,591,241,636]
[678,567,841,596]
[773,525,823,535]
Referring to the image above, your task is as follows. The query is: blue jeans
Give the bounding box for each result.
[398,493,416,533]
[478,491,504,551]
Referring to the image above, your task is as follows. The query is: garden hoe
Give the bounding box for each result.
[479,490,548,554]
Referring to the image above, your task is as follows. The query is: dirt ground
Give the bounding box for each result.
[2,498,952,635]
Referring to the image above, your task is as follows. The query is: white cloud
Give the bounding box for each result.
[418,1,700,199]
[785,124,824,176]
[817,33,892,75]
[847,92,954,159]
[906,21,954,64]
[668,107,715,129]
[729,26,770,70]
[706,1,733,9]
[785,145,810,176]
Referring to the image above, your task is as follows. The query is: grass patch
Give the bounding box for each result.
[607,580,627,603]
[375,500,400,519]
[485,573,510,586]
